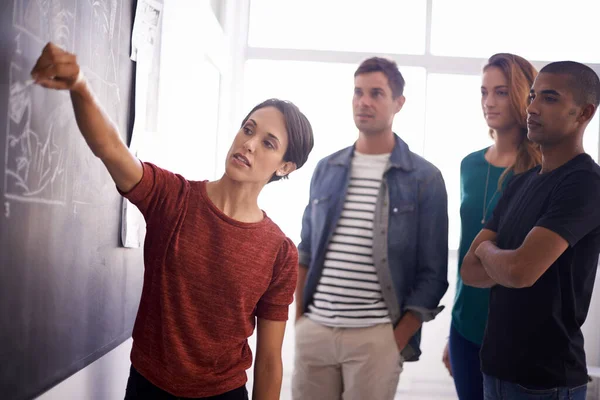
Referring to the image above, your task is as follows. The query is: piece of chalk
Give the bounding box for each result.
[23,79,35,86]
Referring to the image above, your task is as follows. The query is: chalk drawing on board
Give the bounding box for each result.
[77,68,123,198]
[86,0,120,98]
[15,32,23,54]
[13,0,77,51]
[6,0,126,207]
[71,0,124,205]
[4,63,69,205]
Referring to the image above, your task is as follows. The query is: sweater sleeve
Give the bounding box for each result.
[255,238,299,321]
[118,162,189,222]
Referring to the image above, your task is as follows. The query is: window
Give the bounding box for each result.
[248,0,427,54]
[424,73,490,249]
[431,0,600,63]
[244,60,426,243]
[157,58,221,180]
[156,1,223,179]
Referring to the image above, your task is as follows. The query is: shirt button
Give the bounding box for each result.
[381,257,387,263]
[381,229,386,235]
[393,207,398,213]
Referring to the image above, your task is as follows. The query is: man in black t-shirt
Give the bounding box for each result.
[461,61,600,400]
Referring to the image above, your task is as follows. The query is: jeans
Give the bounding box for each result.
[483,373,587,400]
[449,324,484,400]
[124,365,249,400]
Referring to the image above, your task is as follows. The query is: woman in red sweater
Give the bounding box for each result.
[31,42,314,400]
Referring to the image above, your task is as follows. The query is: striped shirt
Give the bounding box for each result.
[306,151,391,328]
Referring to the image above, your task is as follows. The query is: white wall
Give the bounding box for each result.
[35,340,133,400]
[582,128,600,370]
[583,265,600,368]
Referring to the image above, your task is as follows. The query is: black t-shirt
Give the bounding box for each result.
[481,153,600,388]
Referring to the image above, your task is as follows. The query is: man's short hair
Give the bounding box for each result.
[540,61,600,107]
[354,57,405,99]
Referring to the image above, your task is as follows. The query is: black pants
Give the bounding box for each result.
[124,365,249,400]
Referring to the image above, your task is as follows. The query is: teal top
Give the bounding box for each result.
[451,147,511,345]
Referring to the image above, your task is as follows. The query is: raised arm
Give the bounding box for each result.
[31,42,142,192]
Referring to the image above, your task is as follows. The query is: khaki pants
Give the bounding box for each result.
[292,317,403,400]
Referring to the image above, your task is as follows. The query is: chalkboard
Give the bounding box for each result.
[0,1,143,399]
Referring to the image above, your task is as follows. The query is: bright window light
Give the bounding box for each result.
[248,0,427,54]
[431,0,600,63]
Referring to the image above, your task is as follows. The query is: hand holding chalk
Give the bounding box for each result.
[30,42,84,92]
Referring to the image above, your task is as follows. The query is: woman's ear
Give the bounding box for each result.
[275,161,297,177]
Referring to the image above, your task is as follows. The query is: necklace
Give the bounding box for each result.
[481,162,499,224]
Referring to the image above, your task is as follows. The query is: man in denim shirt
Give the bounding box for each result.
[292,57,449,400]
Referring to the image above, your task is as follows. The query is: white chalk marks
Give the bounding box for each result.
[4,0,124,206]
[13,0,76,50]
[5,63,68,205]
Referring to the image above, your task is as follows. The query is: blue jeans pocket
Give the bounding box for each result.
[567,383,587,400]
[508,383,558,399]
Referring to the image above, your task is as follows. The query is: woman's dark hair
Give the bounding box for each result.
[241,99,314,182]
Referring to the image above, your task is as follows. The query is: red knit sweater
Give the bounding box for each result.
[121,162,298,397]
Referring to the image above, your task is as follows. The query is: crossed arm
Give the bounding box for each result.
[461,227,569,289]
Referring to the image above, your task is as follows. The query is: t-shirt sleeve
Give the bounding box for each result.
[255,238,299,321]
[535,170,600,246]
[118,162,188,221]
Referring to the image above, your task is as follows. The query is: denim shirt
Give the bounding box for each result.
[298,135,449,361]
